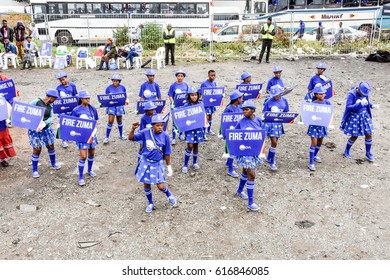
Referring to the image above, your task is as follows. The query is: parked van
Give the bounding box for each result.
[202,20,266,44]
[211,7,241,32]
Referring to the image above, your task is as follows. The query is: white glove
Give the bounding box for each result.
[60,91,67,98]
[372,104,380,109]
[167,165,173,177]
[222,153,230,159]
[356,99,362,104]
[361,98,368,106]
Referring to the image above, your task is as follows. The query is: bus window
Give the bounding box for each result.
[86,3,103,14]
[177,3,196,14]
[197,3,208,14]
[169,4,178,13]
[32,4,47,23]
[254,1,267,14]
[111,4,122,13]
[308,0,324,8]
[149,4,160,13]
[104,4,112,13]
[68,4,85,14]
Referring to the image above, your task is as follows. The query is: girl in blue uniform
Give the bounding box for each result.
[56,71,78,148]
[340,82,377,162]
[264,66,284,104]
[223,89,244,178]
[56,72,78,98]
[200,69,217,138]
[139,69,162,101]
[181,86,205,173]
[307,83,331,171]
[137,101,157,162]
[128,114,176,213]
[263,84,290,171]
[235,100,263,211]
[306,62,334,101]
[29,89,61,178]
[168,70,188,144]
[71,90,99,186]
[241,72,252,84]
[103,74,127,144]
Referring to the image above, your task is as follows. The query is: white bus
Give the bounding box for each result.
[27,0,267,44]
[244,0,390,34]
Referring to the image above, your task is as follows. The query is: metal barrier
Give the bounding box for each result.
[1,11,389,62]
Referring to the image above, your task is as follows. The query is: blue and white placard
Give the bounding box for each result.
[300,102,334,127]
[236,83,263,100]
[172,103,206,133]
[11,101,45,130]
[226,129,266,156]
[59,115,96,142]
[263,112,299,123]
[199,87,224,107]
[53,96,79,114]
[98,93,127,107]
[0,79,16,102]
[220,112,244,138]
[137,100,166,114]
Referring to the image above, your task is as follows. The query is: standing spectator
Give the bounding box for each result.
[316,21,324,41]
[0,20,13,45]
[258,17,276,64]
[1,38,17,70]
[14,21,26,60]
[295,20,305,39]
[163,23,176,66]
[335,22,345,44]
[30,22,39,40]
[22,36,38,70]
[125,36,143,69]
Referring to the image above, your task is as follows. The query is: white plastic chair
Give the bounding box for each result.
[151,47,165,69]
[126,55,143,69]
[76,47,89,69]
[55,45,69,68]
[4,53,19,69]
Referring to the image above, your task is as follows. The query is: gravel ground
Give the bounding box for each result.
[0,56,389,260]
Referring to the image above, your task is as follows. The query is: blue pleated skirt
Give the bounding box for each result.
[236,156,263,169]
[340,111,374,136]
[264,122,284,138]
[185,128,205,143]
[307,125,328,138]
[28,127,56,148]
[135,156,166,184]
[205,106,217,115]
[106,105,125,116]
[77,134,98,150]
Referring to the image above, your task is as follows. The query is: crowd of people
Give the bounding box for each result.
[0,62,378,213]
[0,19,39,70]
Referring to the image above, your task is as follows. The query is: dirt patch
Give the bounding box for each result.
[1,57,389,260]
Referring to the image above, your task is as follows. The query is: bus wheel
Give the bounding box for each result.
[57,31,73,45]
